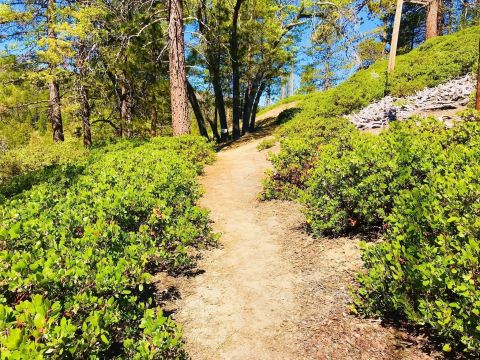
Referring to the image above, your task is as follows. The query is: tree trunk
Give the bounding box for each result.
[47,0,64,142]
[266,82,271,107]
[79,84,92,147]
[426,0,439,40]
[168,0,190,136]
[186,80,209,139]
[249,82,266,132]
[281,80,286,99]
[209,108,220,143]
[211,65,229,141]
[150,101,158,137]
[230,0,244,139]
[119,79,132,137]
[242,81,252,134]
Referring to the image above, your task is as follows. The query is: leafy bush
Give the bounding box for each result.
[354,121,480,354]
[0,134,88,189]
[256,138,276,151]
[0,136,214,357]
[261,116,357,200]
[303,118,448,235]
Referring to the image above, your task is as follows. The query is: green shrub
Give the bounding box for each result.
[354,121,480,354]
[256,138,276,151]
[0,136,214,357]
[303,118,449,235]
[0,134,88,188]
[261,116,357,200]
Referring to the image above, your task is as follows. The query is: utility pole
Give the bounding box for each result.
[388,0,404,73]
[388,0,433,73]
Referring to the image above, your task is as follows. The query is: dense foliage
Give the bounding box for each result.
[354,119,480,353]
[262,27,480,354]
[0,136,214,358]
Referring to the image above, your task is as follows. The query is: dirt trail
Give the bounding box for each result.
[163,137,438,360]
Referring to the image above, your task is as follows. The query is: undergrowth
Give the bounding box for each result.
[262,26,480,355]
[0,136,215,358]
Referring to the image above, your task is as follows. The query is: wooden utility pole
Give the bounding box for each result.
[388,0,433,73]
[388,0,404,73]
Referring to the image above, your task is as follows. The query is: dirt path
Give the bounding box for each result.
[159,137,439,360]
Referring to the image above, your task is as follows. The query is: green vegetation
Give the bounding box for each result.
[262,27,480,354]
[0,136,214,358]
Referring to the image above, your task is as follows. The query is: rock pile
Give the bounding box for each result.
[346,75,474,129]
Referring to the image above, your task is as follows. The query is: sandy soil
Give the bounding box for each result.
[152,136,441,360]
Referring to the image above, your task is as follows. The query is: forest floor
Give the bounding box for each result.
[154,129,443,359]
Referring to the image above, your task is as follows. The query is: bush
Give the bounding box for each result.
[0,134,88,190]
[0,136,214,358]
[354,121,480,354]
[261,116,357,200]
[303,118,448,235]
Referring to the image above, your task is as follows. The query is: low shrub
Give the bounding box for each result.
[256,138,276,151]
[303,118,448,235]
[261,116,357,200]
[0,136,214,357]
[354,121,480,354]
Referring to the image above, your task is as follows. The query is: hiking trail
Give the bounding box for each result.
[156,136,440,360]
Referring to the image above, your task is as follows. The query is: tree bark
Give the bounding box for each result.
[47,0,64,142]
[211,65,229,141]
[150,100,158,137]
[426,0,439,40]
[79,83,92,147]
[242,81,252,134]
[186,80,209,139]
[230,0,244,139]
[168,0,190,136]
[209,108,220,142]
[249,82,266,132]
[119,78,132,137]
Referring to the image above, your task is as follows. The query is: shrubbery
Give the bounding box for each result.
[0,136,214,358]
[354,120,480,353]
[262,27,480,354]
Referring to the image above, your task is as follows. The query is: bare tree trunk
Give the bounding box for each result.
[47,0,64,142]
[324,45,332,90]
[211,68,229,141]
[281,79,286,99]
[209,108,220,142]
[249,82,266,132]
[266,82,271,107]
[168,0,190,136]
[426,0,439,39]
[119,79,132,137]
[289,62,294,96]
[242,81,252,134]
[230,0,244,139]
[388,0,403,73]
[186,80,209,139]
[150,100,158,137]
[79,84,92,147]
